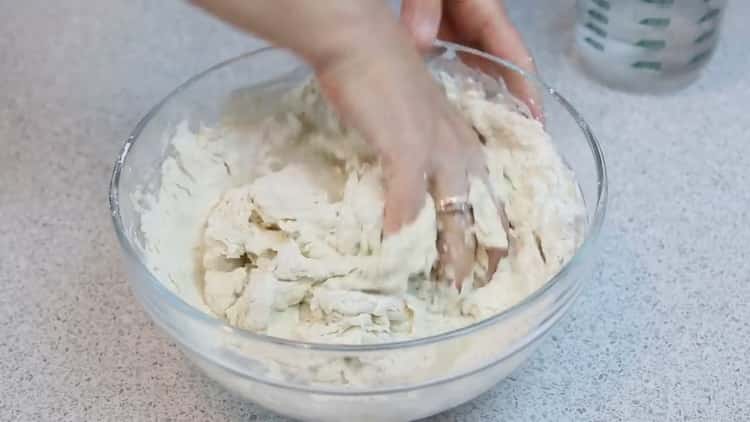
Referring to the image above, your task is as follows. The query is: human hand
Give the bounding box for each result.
[314,31,487,288]
[190,0,506,287]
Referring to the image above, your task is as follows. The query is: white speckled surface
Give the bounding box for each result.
[1,0,748,420]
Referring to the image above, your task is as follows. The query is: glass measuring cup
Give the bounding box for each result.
[575,0,727,92]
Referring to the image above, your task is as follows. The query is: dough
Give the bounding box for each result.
[140,73,585,346]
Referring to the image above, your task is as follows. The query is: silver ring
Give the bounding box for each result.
[436,196,472,214]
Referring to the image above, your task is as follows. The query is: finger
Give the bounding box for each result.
[400,0,443,52]
[382,165,428,235]
[431,133,478,289]
[434,191,476,290]
[437,212,476,290]
[483,183,510,282]
[468,154,509,286]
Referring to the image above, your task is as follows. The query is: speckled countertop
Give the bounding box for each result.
[1,0,748,421]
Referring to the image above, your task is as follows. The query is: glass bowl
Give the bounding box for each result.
[109,41,607,421]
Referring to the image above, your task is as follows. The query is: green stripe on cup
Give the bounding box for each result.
[641,0,674,6]
[635,39,667,50]
[584,37,605,51]
[689,50,711,65]
[698,8,720,23]
[694,28,715,44]
[632,61,662,70]
[639,17,671,27]
[588,9,608,24]
[592,0,611,11]
[585,22,607,37]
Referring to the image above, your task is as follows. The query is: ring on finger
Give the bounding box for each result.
[436,195,472,214]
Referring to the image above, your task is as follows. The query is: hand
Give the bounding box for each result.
[311,30,487,288]
[190,0,503,287]
[401,0,543,120]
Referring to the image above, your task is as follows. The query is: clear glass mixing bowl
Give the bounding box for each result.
[109,41,607,422]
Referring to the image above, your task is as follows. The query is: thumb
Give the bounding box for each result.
[400,0,442,52]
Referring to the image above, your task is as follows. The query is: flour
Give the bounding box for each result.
[139,73,585,348]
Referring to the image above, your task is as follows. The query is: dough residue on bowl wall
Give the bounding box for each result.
[137,73,585,346]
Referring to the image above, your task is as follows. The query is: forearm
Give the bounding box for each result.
[190,0,399,70]
[192,0,435,160]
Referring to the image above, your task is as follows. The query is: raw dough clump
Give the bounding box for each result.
[197,75,584,344]
[142,73,585,345]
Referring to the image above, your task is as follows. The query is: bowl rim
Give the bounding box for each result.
[109,40,608,353]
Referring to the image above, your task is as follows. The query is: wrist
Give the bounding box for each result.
[305,13,405,73]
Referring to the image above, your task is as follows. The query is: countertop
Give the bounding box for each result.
[1,1,748,420]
